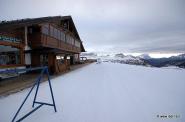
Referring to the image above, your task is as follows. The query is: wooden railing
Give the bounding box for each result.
[29,33,81,53]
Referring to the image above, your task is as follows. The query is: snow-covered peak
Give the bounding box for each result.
[114,53,125,58]
[170,53,185,60]
[138,54,151,59]
[177,54,185,59]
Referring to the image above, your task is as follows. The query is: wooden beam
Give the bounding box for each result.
[0,64,25,68]
[0,41,24,49]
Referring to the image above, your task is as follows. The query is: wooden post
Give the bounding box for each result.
[48,53,56,74]
[24,26,31,66]
[20,49,25,65]
[31,53,40,67]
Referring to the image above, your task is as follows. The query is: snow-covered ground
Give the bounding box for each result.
[0,62,185,122]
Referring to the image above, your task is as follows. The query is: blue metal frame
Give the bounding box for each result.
[0,66,57,122]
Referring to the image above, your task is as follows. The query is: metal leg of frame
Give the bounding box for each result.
[11,67,57,122]
[46,68,57,112]
[16,104,43,122]
[12,82,37,122]
[32,69,44,108]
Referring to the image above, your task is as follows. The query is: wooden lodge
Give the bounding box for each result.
[0,16,85,74]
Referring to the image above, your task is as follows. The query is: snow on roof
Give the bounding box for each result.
[0,63,185,122]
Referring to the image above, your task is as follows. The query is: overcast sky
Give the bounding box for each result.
[0,0,185,54]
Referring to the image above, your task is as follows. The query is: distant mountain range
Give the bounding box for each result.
[113,53,147,65]
[142,54,185,68]
[81,52,185,68]
[114,53,185,68]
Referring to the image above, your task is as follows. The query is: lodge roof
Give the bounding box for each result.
[0,16,79,38]
[0,16,85,52]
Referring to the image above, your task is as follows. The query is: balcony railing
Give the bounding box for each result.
[29,32,81,53]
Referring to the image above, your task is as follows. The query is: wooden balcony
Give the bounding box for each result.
[29,33,81,53]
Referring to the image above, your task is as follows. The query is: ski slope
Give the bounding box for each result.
[0,63,185,122]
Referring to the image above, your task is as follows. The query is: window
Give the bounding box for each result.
[67,56,70,59]
[69,36,71,44]
[68,36,74,45]
[56,56,64,60]
[63,22,68,30]
[75,40,81,48]
[50,25,54,37]
[57,30,60,40]
[70,36,73,45]
[72,38,75,45]
[54,28,58,39]
[40,54,48,66]
[0,45,21,65]
[42,27,48,35]
[56,55,64,64]
[66,35,70,44]
[66,36,75,45]
[60,31,65,42]
[41,24,49,35]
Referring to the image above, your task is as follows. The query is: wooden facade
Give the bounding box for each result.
[0,16,85,74]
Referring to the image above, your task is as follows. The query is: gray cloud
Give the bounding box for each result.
[0,0,185,53]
